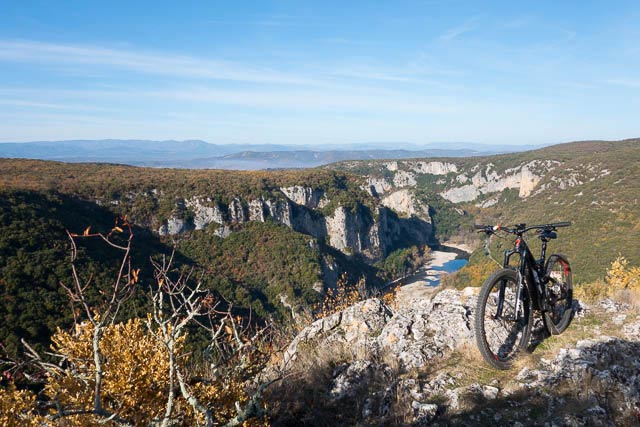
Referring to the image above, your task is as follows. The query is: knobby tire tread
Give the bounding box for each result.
[475,268,533,370]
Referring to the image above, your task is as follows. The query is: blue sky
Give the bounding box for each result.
[0,0,639,145]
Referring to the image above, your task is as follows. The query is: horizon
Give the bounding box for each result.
[0,138,544,148]
[1,1,639,145]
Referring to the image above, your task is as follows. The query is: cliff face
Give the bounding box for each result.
[356,159,555,205]
[156,185,434,260]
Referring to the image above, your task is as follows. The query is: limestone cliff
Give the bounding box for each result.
[341,158,596,206]
[156,186,434,260]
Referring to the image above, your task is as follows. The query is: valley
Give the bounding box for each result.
[1,138,639,425]
[1,138,638,358]
[331,138,640,284]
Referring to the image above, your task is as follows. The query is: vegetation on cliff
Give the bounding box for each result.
[331,139,640,285]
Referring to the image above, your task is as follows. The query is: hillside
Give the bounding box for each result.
[330,138,640,284]
[0,159,443,356]
[1,140,640,425]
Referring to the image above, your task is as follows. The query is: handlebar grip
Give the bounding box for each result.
[474,224,488,230]
[553,221,572,228]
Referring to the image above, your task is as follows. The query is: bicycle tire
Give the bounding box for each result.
[475,268,533,370]
[542,254,573,335]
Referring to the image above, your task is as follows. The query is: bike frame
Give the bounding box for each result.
[500,233,550,318]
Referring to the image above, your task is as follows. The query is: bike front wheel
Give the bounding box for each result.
[543,254,573,335]
[475,268,532,370]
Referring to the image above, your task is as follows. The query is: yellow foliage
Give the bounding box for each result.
[0,384,45,427]
[445,259,496,290]
[606,256,640,291]
[43,317,250,426]
[316,273,363,318]
[45,318,172,425]
[381,284,401,309]
[575,256,640,303]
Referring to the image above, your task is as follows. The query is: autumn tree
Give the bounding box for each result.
[1,217,279,426]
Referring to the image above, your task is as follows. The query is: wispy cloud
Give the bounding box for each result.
[330,68,429,83]
[503,17,530,29]
[320,38,384,46]
[561,29,577,42]
[0,99,76,110]
[0,84,462,116]
[604,79,640,89]
[0,40,315,85]
[207,14,324,28]
[439,16,480,41]
[140,85,463,115]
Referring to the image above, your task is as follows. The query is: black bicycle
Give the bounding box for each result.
[473,222,573,370]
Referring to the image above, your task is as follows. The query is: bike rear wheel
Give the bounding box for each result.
[542,254,573,335]
[475,268,532,370]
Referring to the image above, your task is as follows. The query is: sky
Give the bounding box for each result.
[0,0,639,146]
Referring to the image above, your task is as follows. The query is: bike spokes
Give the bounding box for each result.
[543,255,574,335]
[480,273,530,364]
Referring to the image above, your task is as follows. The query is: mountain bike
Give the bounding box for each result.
[473,222,573,369]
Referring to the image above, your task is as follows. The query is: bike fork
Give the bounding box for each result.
[514,271,524,321]
[495,279,506,318]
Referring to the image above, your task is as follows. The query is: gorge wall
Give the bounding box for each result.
[155,185,434,260]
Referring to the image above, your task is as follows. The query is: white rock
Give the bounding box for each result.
[381,189,431,220]
[280,186,324,209]
[393,170,417,187]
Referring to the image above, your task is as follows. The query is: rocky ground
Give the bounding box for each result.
[267,287,640,426]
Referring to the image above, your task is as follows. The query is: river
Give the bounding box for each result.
[413,248,469,287]
[394,247,469,302]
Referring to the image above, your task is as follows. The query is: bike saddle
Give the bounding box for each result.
[538,230,557,240]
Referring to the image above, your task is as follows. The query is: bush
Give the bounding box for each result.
[575,256,640,305]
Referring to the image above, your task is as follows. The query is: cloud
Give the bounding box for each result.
[604,79,640,89]
[439,17,480,41]
[0,99,76,110]
[0,40,315,85]
[561,29,577,42]
[207,14,326,27]
[503,17,530,29]
[320,38,384,46]
[330,68,430,83]
[0,84,462,116]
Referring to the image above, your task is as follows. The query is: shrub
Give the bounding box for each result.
[575,256,640,305]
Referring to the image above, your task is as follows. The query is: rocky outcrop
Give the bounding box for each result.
[158,199,194,235]
[381,189,431,220]
[280,186,327,209]
[325,206,369,254]
[284,289,475,371]
[284,298,393,366]
[185,197,224,229]
[228,198,246,223]
[158,217,190,236]
[276,293,640,426]
[346,159,563,204]
[248,199,265,222]
[392,170,417,187]
[364,176,393,196]
[440,161,548,203]
[407,161,458,175]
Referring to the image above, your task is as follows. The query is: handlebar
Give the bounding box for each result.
[474,222,571,235]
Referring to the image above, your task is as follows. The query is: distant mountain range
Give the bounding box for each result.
[0,139,544,169]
